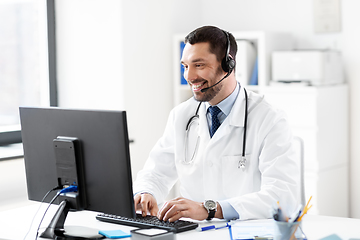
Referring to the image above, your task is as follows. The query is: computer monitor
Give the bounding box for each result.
[19,107,136,238]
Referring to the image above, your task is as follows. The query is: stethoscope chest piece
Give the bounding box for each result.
[238,156,246,171]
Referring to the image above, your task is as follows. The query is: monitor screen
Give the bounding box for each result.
[19,107,136,219]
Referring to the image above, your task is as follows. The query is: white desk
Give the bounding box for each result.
[0,203,359,240]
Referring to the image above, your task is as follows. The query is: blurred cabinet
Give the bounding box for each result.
[263,84,349,217]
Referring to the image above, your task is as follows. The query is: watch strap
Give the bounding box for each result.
[206,209,216,220]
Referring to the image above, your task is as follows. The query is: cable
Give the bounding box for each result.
[35,191,61,240]
[34,185,78,240]
[60,185,78,194]
[23,186,61,240]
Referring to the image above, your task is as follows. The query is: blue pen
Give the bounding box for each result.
[229,225,233,240]
[197,225,216,231]
[197,222,232,231]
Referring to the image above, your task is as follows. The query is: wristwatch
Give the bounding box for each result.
[203,200,217,220]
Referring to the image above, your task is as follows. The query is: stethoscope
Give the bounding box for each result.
[184,88,248,171]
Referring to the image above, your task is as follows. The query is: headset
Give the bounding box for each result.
[221,30,236,73]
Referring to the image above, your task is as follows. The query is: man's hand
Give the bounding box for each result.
[157,197,214,222]
[134,193,159,217]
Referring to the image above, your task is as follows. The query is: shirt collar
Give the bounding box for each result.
[205,82,240,116]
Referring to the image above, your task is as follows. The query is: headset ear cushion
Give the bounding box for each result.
[228,57,236,71]
[221,56,236,73]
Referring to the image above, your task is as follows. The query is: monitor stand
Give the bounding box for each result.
[40,200,103,239]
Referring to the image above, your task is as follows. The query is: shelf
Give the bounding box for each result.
[231,31,293,92]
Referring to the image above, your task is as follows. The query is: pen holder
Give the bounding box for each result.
[273,220,301,240]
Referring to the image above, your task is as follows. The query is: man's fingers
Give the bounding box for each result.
[157,202,169,220]
[163,205,181,222]
[169,210,188,222]
[157,197,208,222]
[140,200,149,217]
[160,200,187,222]
[134,194,142,211]
[134,193,158,217]
[158,200,176,220]
[165,203,189,222]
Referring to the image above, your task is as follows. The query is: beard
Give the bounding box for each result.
[193,81,221,102]
[192,66,224,102]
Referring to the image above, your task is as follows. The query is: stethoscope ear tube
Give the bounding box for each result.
[185,102,202,131]
[241,88,248,161]
[234,88,248,170]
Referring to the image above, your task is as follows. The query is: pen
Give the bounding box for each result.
[289,204,302,223]
[196,225,215,231]
[196,222,233,231]
[230,237,273,240]
[215,222,233,229]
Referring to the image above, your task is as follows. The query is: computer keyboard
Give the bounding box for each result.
[96,213,199,233]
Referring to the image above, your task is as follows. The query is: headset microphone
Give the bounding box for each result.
[200,70,232,92]
[201,30,235,93]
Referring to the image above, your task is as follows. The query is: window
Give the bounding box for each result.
[0,0,55,148]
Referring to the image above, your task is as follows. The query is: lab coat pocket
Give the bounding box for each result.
[221,154,252,198]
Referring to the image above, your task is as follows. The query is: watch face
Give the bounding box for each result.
[205,200,216,210]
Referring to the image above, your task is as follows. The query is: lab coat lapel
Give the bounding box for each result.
[228,87,247,128]
[210,87,247,142]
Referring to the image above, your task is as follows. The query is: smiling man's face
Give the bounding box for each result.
[181,42,226,104]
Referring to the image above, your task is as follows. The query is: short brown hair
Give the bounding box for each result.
[185,26,237,64]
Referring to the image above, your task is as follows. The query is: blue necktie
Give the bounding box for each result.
[208,106,222,137]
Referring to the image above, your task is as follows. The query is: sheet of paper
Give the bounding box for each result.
[230,219,305,240]
[230,220,274,239]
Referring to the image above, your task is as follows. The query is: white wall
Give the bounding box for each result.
[55,0,360,218]
[120,0,203,182]
[56,0,124,110]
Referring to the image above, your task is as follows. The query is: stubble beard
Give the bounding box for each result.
[192,66,224,103]
[193,83,221,103]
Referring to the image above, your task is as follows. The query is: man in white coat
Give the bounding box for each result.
[133,26,299,222]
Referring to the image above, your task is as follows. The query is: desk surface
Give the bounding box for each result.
[0,203,359,240]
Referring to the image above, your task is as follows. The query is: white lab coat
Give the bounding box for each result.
[134,88,300,220]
